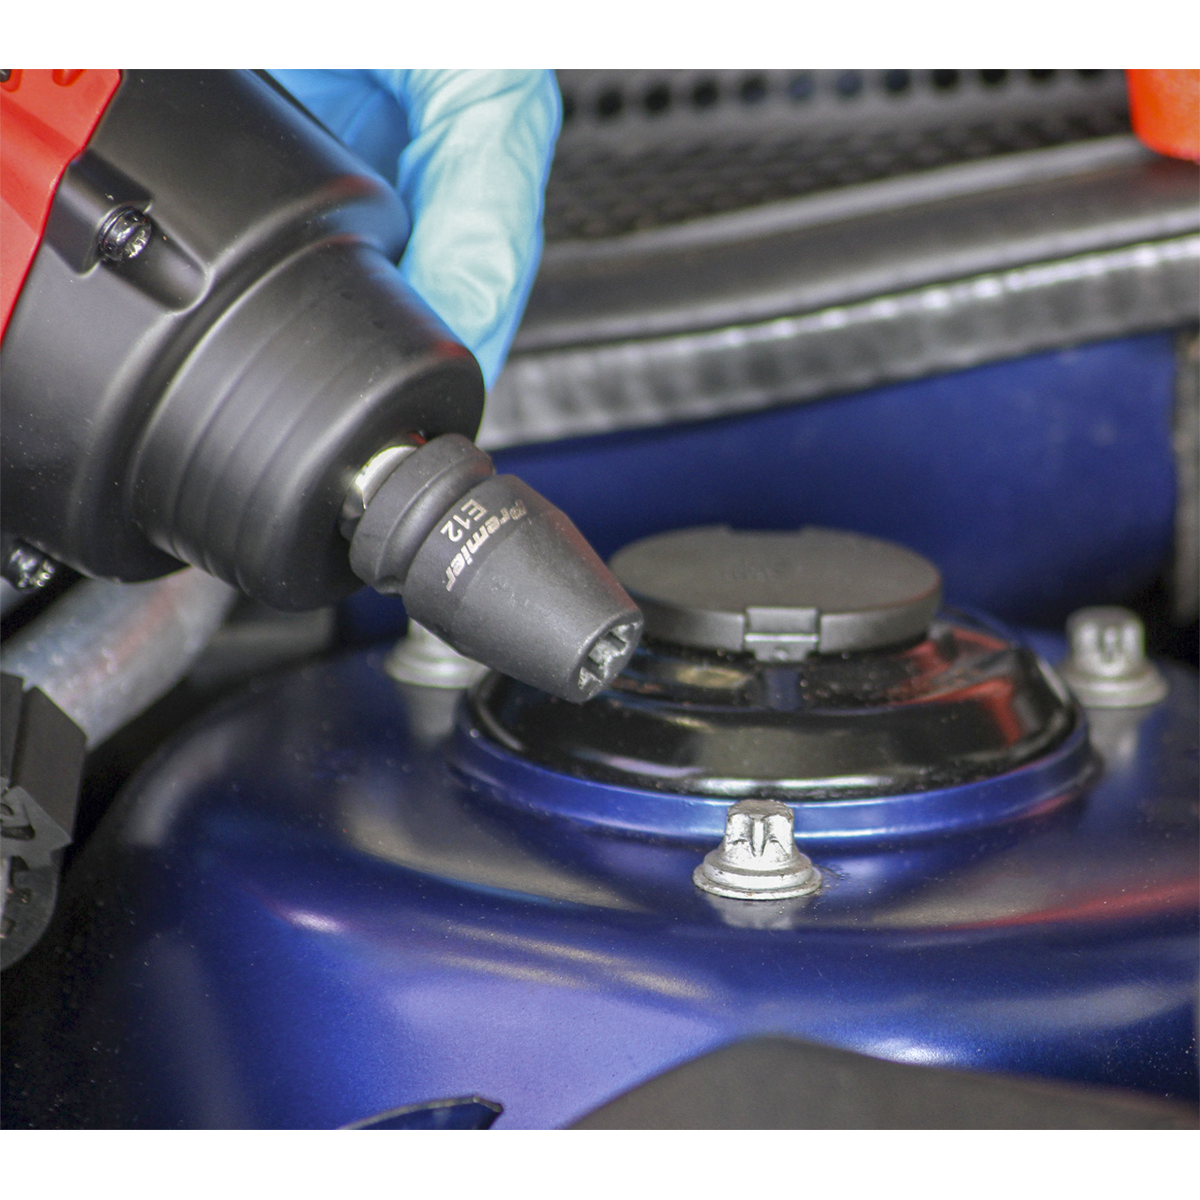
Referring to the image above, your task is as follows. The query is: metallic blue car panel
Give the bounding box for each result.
[493,334,1178,626]
[7,635,1194,1129]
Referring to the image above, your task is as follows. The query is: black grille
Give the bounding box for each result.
[546,69,1131,241]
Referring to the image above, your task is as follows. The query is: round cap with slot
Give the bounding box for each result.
[609,525,942,661]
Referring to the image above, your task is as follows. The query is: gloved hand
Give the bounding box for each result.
[269,70,561,388]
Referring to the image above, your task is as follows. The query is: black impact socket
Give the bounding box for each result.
[349,435,643,703]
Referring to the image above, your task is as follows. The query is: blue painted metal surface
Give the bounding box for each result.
[5,635,1195,1130]
[342,332,1178,643]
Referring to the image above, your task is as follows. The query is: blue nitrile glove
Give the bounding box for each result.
[269,70,561,389]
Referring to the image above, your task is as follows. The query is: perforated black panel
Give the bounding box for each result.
[546,69,1131,240]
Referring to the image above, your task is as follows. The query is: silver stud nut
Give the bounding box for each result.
[1059,606,1167,709]
[385,620,487,689]
[693,799,821,901]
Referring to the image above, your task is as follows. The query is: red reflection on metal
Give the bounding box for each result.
[958,879,1200,929]
[950,675,1023,744]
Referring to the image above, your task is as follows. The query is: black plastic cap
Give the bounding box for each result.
[610,525,942,660]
